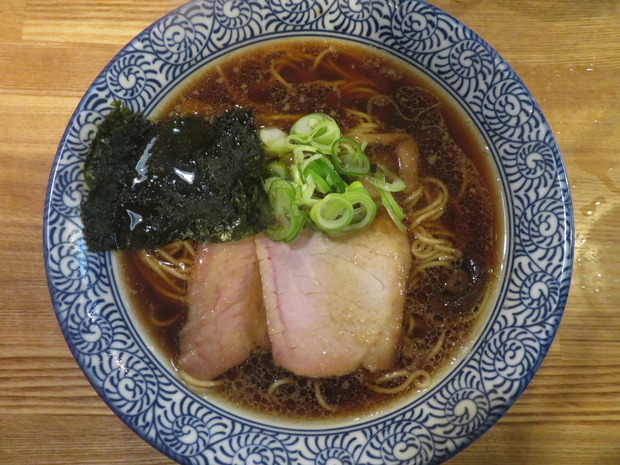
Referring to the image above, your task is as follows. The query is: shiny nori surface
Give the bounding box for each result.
[81,103,271,251]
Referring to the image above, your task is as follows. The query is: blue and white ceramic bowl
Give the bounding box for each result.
[44,1,573,464]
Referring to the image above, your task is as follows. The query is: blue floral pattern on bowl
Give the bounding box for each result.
[43,1,573,464]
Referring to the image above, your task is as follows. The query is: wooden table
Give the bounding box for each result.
[1,0,618,463]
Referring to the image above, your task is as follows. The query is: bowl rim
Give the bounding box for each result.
[43,0,574,463]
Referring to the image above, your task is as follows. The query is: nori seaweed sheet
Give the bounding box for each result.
[81,103,271,251]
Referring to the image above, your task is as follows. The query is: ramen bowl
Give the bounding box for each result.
[44,1,573,464]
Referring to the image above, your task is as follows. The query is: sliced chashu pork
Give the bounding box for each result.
[177,237,268,381]
[255,213,411,378]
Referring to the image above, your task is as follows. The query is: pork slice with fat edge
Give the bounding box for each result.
[177,237,268,381]
[256,213,411,378]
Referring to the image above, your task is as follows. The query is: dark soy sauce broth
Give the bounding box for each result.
[121,39,502,420]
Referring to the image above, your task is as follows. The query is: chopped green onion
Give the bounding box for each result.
[260,113,408,241]
[299,153,324,173]
[289,163,303,186]
[292,145,320,166]
[343,181,377,234]
[378,188,406,232]
[300,174,319,207]
[364,164,406,192]
[331,137,371,176]
[265,161,288,179]
[303,157,347,194]
[305,169,331,194]
[264,178,307,242]
[310,194,353,232]
[310,182,377,237]
[259,127,291,156]
[289,113,341,152]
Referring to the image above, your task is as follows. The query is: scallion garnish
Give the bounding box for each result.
[259,113,407,241]
[289,113,341,152]
[264,178,308,242]
[331,137,371,176]
[364,163,407,192]
[265,161,289,179]
[377,188,406,232]
[259,127,291,156]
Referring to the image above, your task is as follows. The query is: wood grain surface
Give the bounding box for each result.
[1,0,618,463]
